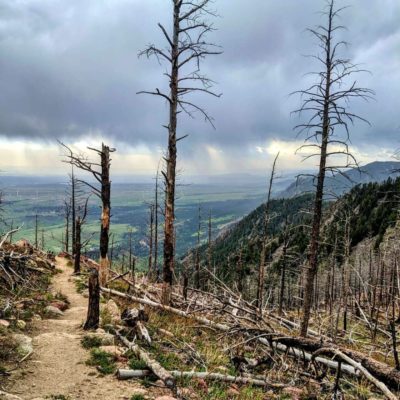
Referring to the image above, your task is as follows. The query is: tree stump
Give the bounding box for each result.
[84,268,100,330]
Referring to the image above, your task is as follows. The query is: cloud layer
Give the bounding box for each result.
[0,0,399,174]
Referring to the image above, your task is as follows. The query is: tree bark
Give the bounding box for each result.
[74,216,82,274]
[84,268,100,330]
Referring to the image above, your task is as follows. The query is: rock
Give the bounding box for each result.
[16,320,26,330]
[12,334,33,357]
[179,388,197,399]
[44,305,64,318]
[32,314,42,321]
[50,300,69,311]
[99,345,124,356]
[130,388,147,397]
[0,320,10,328]
[155,397,178,400]
[102,299,121,324]
[0,390,23,399]
[85,331,114,346]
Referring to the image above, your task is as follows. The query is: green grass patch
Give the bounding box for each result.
[86,348,116,374]
[81,335,102,349]
[130,395,145,400]
[128,356,148,370]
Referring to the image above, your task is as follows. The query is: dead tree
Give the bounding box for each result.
[195,205,201,289]
[207,209,212,289]
[138,0,221,303]
[84,268,100,330]
[70,166,77,256]
[34,214,39,249]
[63,200,71,252]
[74,197,90,275]
[153,166,160,280]
[293,0,373,336]
[148,204,154,277]
[256,152,279,316]
[60,142,116,286]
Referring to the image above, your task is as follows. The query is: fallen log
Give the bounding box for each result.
[117,368,284,388]
[312,348,398,400]
[273,336,400,391]
[114,330,175,389]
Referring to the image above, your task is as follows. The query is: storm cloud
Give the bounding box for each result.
[0,0,399,172]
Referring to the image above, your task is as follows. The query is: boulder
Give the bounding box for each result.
[12,334,33,357]
[50,300,69,311]
[155,397,178,400]
[0,320,10,328]
[44,305,64,318]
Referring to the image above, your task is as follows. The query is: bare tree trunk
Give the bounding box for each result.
[74,216,82,274]
[148,204,154,277]
[139,0,221,304]
[71,166,76,256]
[194,205,202,289]
[256,153,279,316]
[84,268,100,330]
[35,214,38,249]
[154,167,159,281]
[99,143,111,286]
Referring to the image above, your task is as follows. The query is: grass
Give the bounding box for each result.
[86,348,116,375]
[128,357,148,370]
[130,395,145,400]
[81,335,102,349]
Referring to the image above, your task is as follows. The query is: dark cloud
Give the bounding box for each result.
[0,0,399,154]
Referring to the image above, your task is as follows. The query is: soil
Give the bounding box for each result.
[8,257,168,400]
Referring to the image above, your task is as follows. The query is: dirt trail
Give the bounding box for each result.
[11,257,156,400]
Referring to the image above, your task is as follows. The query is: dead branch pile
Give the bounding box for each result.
[0,239,55,293]
[99,278,400,399]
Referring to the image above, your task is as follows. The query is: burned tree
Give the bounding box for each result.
[60,142,116,286]
[139,0,221,303]
[256,152,279,317]
[293,0,373,336]
[74,197,91,275]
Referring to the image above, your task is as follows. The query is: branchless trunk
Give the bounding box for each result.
[84,268,100,330]
[256,152,279,316]
[74,216,82,274]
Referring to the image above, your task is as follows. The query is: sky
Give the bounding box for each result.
[0,0,399,177]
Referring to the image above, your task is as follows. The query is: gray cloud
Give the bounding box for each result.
[0,0,399,156]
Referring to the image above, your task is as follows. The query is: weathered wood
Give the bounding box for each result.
[117,369,281,387]
[103,286,400,390]
[84,268,100,330]
[115,331,174,388]
[312,348,398,400]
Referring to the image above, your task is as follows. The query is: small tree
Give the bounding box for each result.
[139,0,221,303]
[293,0,373,336]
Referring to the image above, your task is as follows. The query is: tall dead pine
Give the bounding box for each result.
[139,0,221,304]
[256,152,279,316]
[293,0,373,336]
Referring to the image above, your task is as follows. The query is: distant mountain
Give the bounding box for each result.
[278,161,400,198]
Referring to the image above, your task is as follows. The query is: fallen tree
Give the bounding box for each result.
[113,329,175,389]
[101,286,400,396]
[117,369,287,388]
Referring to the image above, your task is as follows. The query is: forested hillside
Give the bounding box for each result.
[192,177,400,300]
